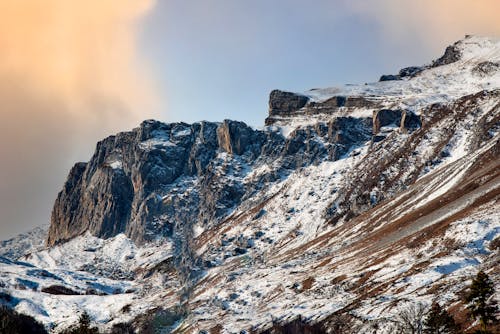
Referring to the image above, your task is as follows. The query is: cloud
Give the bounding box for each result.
[346,0,500,49]
[0,0,158,237]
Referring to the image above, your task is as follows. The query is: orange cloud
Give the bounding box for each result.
[0,0,157,119]
[0,0,158,237]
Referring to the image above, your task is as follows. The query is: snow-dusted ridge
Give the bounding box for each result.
[306,36,500,104]
[0,36,499,333]
[266,36,500,129]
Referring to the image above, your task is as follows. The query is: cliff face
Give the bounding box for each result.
[48,116,379,246]
[48,36,500,250]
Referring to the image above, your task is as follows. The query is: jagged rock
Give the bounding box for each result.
[400,111,421,132]
[379,40,466,83]
[379,74,400,82]
[432,44,461,67]
[372,109,420,134]
[399,66,425,78]
[49,115,372,246]
[379,67,425,82]
[268,90,309,117]
[217,120,265,156]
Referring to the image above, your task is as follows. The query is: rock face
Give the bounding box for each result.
[432,44,461,67]
[268,90,309,116]
[266,93,382,125]
[48,116,377,246]
[372,109,421,133]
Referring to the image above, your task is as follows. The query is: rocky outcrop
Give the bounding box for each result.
[266,92,381,125]
[268,90,309,117]
[48,116,374,246]
[379,66,426,82]
[372,109,402,133]
[216,120,265,156]
[379,74,400,82]
[379,39,466,82]
[372,109,421,134]
[473,61,500,76]
[400,111,421,132]
[432,44,461,67]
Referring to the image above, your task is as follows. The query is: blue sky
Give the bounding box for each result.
[138,1,415,126]
[137,0,499,126]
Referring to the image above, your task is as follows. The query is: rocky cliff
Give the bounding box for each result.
[49,36,499,250]
[48,115,382,246]
[11,35,497,333]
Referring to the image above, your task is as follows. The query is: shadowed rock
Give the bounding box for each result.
[48,117,373,246]
[432,44,461,67]
[268,90,309,117]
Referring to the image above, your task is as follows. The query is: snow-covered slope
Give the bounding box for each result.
[0,36,499,333]
[0,225,48,261]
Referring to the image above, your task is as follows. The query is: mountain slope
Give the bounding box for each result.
[0,35,499,333]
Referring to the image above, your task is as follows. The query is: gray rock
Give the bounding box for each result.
[400,111,421,132]
[268,90,309,117]
[473,61,500,76]
[373,109,402,134]
[379,74,401,82]
[399,66,424,78]
[432,44,461,67]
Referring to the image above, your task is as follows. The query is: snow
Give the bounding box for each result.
[271,36,500,127]
[0,35,499,333]
[108,160,123,169]
[0,232,180,332]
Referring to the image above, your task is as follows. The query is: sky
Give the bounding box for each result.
[0,0,499,239]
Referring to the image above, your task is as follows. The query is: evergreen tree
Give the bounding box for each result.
[62,311,99,334]
[464,270,497,332]
[423,302,459,334]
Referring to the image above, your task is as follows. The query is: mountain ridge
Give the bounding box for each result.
[0,35,498,333]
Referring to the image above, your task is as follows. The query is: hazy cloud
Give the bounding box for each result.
[346,0,500,49]
[0,0,158,238]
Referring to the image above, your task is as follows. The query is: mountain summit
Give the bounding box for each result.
[1,35,499,333]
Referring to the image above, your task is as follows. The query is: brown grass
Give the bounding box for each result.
[301,277,315,291]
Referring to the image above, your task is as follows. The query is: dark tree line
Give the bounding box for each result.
[0,306,47,334]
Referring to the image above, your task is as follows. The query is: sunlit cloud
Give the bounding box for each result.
[0,0,158,237]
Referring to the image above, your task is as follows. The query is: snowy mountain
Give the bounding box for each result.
[0,35,499,333]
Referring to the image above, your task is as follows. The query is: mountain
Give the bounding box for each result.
[0,35,499,333]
